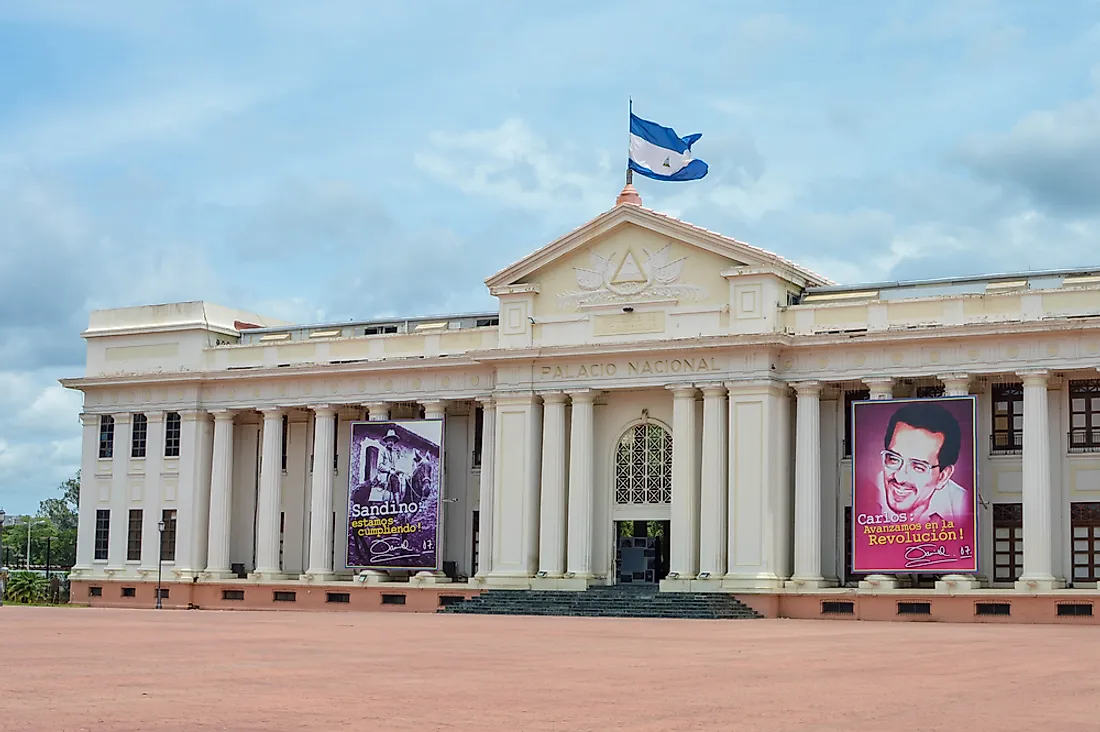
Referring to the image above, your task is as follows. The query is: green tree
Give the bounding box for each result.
[37,472,79,568]
[4,570,48,604]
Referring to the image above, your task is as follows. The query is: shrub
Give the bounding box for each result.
[4,571,48,604]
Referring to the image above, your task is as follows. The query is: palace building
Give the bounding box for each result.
[62,184,1100,622]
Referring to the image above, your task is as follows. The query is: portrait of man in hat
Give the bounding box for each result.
[369,428,403,503]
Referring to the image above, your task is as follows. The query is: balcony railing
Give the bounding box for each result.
[990,432,1023,456]
[1068,429,1100,453]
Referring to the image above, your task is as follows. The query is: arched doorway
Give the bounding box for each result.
[612,422,672,584]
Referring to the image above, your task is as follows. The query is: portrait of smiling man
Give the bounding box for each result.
[875,401,969,525]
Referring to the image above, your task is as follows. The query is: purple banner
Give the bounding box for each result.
[346,419,443,571]
[852,396,978,574]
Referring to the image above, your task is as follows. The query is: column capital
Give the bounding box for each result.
[361,401,391,410]
[144,410,165,424]
[699,382,728,398]
[475,395,495,407]
[565,389,596,403]
[1017,369,1050,386]
[209,409,238,422]
[178,409,210,422]
[112,412,134,424]
[538,391,568,405]
[79,412,99,427]
[310,404,337,418]
[937,373,971,396]
[792,380,822,397]
[862,377,894,399]
[258,407,285,419]
[666,384,697,398]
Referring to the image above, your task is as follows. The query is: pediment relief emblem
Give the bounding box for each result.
[558,244,707,309]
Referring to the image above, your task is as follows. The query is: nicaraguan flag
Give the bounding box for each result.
[628,112,709,181]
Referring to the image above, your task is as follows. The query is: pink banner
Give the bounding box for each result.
[852,397,978,574]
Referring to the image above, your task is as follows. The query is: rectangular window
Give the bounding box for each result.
[131,413,148,458]
[364,325,398,335]
[1068,380,1100,452]
[475,317,499,328]
[1070,502,1100,585]
[98,415,115,459]
[993,503,1023,583]
[281,414,289,471]
[991,383,1024,455]
[160,509,178,562]
[164,412,181,457]
[94,509,110,560]
[127,509,143,561]
[843,390,869,457]
[121,587,136,598]
[472,406,484,468]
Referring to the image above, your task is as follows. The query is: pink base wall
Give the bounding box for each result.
[735,593,1099,625]
[72,580,480,613]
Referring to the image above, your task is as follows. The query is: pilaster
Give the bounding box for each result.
[107,412,132,571]
[787,381,835,589]
[72,413,101,575]
[473,397,497,582]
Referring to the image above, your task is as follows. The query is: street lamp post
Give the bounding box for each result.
[156,519,165,610]
[25,519,47,570]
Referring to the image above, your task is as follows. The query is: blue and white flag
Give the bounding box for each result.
[628,112,708,182]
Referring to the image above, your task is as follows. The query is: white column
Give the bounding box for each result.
[566,390,595,581]
[203,410,236,579]
[537,392,568,579]
[72,413,101,576]
[1016,370,1063,591]
[474,397,496,580]
[858,377,902,590]
[788,381,832,588]
[304,405,337,581]
[697,384,728,582]
[665,385,700,584]
[486,393,543,585]
[251,408,285,580]
[139,412,165,579]
[935,373,984,592]
[412,400,450,584]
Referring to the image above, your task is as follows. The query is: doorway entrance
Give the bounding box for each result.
[614,520,670,584]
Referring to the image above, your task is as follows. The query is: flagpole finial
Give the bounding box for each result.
[616,178,642,206]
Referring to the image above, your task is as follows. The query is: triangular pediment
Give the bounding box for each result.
[485,204,831,293]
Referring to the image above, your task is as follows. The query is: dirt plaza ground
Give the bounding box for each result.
[0,606,1097,731]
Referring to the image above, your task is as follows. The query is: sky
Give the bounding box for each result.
[1,0,1099,513]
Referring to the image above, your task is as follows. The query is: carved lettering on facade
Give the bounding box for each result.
[538,357,718,380]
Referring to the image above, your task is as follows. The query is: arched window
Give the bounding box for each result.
[614,422,673,505]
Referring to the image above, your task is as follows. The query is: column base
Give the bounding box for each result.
[248,570,287,582]
[482,573,534,590]
[859,574,902,591]
[300,571,338,583]
[357,570,391,585]
[785,576,839,591]
[201,569,239,581]
[721,573,785,591]
[532,576,591,591]
[409,571,452,586]
[1015,577,1066,593]
[935,574,983,593]
[684,577,726,592]
[659,577,696,592]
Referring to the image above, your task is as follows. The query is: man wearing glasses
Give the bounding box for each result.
[877,401,968,525]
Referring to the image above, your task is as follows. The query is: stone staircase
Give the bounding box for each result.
[439,584,762,620]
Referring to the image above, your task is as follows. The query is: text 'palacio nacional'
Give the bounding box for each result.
[62,184,1100,623]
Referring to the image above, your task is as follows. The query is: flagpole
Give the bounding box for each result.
[626,97,633,185]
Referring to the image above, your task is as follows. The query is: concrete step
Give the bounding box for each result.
[438,587,762,620]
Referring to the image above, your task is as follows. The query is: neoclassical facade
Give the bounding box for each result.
[62,189,1100,614]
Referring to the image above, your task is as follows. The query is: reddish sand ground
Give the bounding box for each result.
[1,606,1097,731]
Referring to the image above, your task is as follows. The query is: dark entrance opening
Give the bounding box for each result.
[614,520,670,584]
